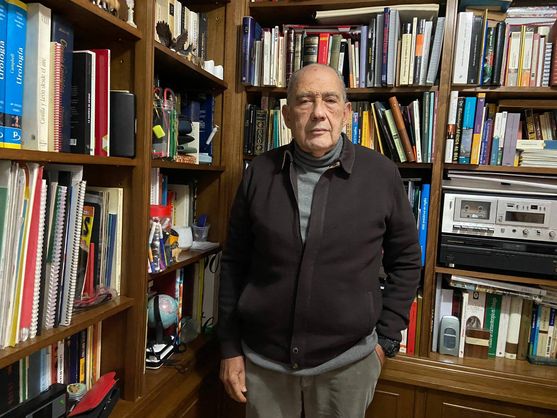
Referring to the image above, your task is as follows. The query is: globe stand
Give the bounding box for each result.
[145,294,178,369]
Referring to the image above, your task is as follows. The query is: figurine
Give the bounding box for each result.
[126,0,137,28]
[156,21,193,56]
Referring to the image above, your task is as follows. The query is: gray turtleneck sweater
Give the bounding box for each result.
[242,138,377,375]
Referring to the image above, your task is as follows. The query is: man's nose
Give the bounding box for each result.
[311,99,326,119]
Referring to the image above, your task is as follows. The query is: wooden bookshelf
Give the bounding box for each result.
[0,297,133,369]
[444,163,557,175]
[0,149,137,166]
[435,267,557,287]
[454,86,557,98]
[245,86,438,97]
[33,0,142,41]
[154,42,228,91]
[149,247,222,278]
[151,159,225,171]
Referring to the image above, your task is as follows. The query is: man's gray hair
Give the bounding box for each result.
[286,64,348,104]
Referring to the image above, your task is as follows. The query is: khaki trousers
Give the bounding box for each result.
[245,351,382,418]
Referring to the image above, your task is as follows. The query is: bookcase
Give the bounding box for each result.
[0,0,236,416]
[231,0,557,417]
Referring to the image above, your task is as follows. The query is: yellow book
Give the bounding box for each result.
[370,104,384,154]
[517,26,526,86]
[361,110,370,149]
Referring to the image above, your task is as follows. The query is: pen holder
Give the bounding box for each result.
[192,224,210,242]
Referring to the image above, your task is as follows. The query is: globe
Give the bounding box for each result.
[148,294,179,329]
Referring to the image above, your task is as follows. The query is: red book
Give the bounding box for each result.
[91,49,111,156]
[317,33,330,65]
[19,166,44,342]
[406,297,418,355]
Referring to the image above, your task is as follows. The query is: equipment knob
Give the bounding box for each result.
[523,229,529,236]
[550,231,556,239]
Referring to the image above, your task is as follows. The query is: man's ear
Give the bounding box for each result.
[281,103,292,129]
[343,101,352,126]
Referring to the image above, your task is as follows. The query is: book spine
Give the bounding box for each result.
[504,296,523,359]
[359,25,367,88]
[482,27,495,85]
[467,15,484,85]
[453,12,473,84]
[3,0,27,150]
[381,8,389,86]
[470,93,486,164]
[388,96,415,162]
[418,184,430,267]
[91,49,110,156]
[492,22,506,85]
[241,16,253,85]
[285,29,294,85]
[452,97,465,163]
[0,0,6,147]
[517,299,533,360]
[426,17,445,85]
[445,91,458,163]
[413,18,425,85]
[21,3,50,151]
[50,15,73,153]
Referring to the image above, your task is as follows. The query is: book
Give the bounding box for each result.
[21,3,51,151]
[70,51,95,155]
[0,0,7,147]
[3,0,27,149]
[91,49,110,157]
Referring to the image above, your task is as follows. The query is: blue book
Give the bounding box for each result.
[489,137,499,165]
[241,16,261,86]
[458,97,477,164]
[418,183,431,267]
[352,111,359,144]
[4,0,26,149]
[479,118,492,165]
[0,0,7,147]
[51,15,74,152]
[199,95,214,159]
[530,304,540,357]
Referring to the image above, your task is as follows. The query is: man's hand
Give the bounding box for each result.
[375,344,386,367]
[219,356,247,403]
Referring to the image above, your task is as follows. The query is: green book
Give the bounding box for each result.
[485,293,502,358]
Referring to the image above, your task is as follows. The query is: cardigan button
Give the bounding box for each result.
[292,347,299,354]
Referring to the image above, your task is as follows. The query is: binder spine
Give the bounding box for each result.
[43,185,67,330]
[30,178,47,339]
[60,180,86,326]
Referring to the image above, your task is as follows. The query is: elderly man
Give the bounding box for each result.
[218,63,421,418]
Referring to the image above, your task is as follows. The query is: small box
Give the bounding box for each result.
[464,328,490,359]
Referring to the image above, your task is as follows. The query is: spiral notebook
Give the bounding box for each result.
[59,180,87,326]
[42,184,67,330]
[30,179,47,339]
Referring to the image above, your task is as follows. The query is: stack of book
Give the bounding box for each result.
[452,5,557,86]
[244,93,438,164]
[241,4,445,88]
[444,92,557,167]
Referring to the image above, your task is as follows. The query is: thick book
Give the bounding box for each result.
[4,0,27,150]
[453,12,474,84]
[418,183,430,267]
[70,51,95,155]
[49,42,63,152]
[21,3,51,151]
[388,96,415,162]
[241,16,261,86]
[426,17,446,85]
[51,14,74,153]
[0,0,7,147]
[491,21,506,85]
[470,92,486,164]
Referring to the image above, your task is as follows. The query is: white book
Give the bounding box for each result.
[277,35,285,88]
[426,17,446,85]
[399,27,413,86]
[263,29,272,86]
[451,275,546,297]
[150,167,160,205]
[536,36,545,87]
[530,35,539,87]
[167,184,191,227]
[520,28,534,86]
[506,31,522,86]
[412,100,423,163]
[537,305,551,357]
[445,91,459,163]
[254,40,262,87]
[496,295,512,357]
[542,42,553,87]
[419,20,433,85]
[374,14,384,87]
[30,178,47,340]
[57,339,65,383]
[409,17,418,85]
[464,290,486,330]
[0,161,15,348]
[453,12,474,84]
[22,3,51,151]
[174,0,182,38]
[458,291,469,357]
[504,296,523,359]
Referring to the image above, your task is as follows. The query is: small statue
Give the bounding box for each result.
[156,21,193,56]
[126,0,137,28]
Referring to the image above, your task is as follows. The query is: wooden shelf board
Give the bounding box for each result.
[0,296,134,369]
[435,266,557,287]
[154,43,228,91]
[34,0,141,41]
[250,0,447,25]
[381,354,557,410]
[112,335,212,417]
[0,149,137,166]
[397,162,433,169]
[245,86,438,95]
[151,159,225,171]
[454,86,557,97]
[150,247,221,278]
[444,163,557,175]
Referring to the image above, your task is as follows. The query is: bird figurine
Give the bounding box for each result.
[156,22,194,56]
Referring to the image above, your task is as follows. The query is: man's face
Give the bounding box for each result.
[282,66,351,158]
